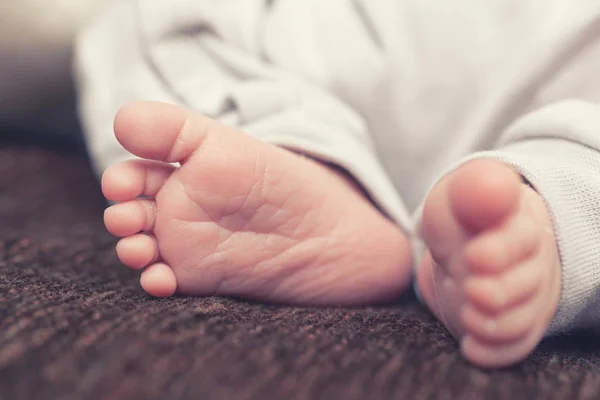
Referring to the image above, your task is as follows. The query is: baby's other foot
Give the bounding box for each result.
[416,159,561,368]
[102,101,412,303]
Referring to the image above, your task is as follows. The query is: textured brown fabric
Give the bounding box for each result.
[2,143,600,400]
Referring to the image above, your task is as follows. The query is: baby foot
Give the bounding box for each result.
[416,159,561,368]
[102,101,412,303]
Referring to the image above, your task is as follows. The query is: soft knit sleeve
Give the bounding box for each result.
[73,0,410,229]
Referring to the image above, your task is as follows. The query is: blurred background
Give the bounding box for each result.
[0,0,108,151]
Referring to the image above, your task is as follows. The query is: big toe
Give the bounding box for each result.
[114,101,209,163]
[449,159,522,233]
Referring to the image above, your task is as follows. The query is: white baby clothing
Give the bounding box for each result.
[75,0,600,334]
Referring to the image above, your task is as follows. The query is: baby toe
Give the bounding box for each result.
[460,298,537,343]
[116,234,159,270]
[464,213,539,275]
[104,199,156,237]
[460,329,541,368]
[449,160,521,234]
[140,263,177,298]
[464,258,542,313]
[102,160,175,202]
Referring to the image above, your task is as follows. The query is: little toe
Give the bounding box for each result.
[116,234,159,270]
[102,160,175,202]
[104,199,156,237]
[460,330,541,368]
[140,263,177,298]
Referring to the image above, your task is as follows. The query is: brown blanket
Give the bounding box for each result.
[2,143,600,400]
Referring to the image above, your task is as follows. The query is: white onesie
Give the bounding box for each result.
[75,0,600,335]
